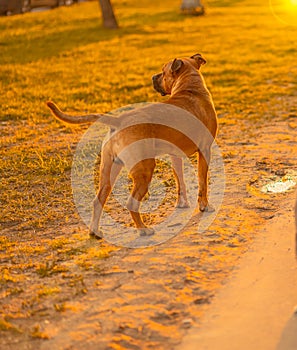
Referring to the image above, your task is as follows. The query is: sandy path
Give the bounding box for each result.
[179,194,297,350]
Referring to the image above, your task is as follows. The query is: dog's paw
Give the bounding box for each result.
[176,194,190,208]
[199,203,215,213]
[138,227,155,236]
[89,229,103,240]
[177,199,190,208]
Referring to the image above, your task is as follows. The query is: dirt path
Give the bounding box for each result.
[1,111,297,349]
[180,194,297,350]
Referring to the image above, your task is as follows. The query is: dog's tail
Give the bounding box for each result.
[46,101,120,128]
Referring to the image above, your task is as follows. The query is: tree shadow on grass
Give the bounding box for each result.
[1,22,123,65]
[0,10,188,65]
[208,0,245,7]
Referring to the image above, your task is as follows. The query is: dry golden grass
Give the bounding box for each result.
[1,0,296,230]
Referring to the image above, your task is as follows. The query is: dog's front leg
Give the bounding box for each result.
[171,156,190,208]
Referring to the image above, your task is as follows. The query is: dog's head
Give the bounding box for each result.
[152,53,206,96]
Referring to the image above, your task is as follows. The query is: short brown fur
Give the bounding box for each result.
[47,54,217,238]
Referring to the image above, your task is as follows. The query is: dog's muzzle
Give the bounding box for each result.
[152,74,167,96]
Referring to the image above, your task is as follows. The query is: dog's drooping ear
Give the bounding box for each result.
[190,53,207,69]
[170,58,184,74]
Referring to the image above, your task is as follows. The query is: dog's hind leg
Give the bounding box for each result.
[171,156,190,208]
[127,159,156,236]
[89,153,123,238]
[198,148,214,212]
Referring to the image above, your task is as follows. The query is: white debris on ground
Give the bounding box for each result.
[261,176,297,194]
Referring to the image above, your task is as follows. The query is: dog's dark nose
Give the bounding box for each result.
[152,73,166,96]
[152,74,158,82]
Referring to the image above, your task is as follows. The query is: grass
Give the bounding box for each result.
[0,0,297,344]
[1,0,296,231]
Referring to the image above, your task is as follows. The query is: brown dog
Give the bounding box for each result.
[47,53,217,238]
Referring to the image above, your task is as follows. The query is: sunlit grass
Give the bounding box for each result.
[1,0,296,231]
[37,286,60,297]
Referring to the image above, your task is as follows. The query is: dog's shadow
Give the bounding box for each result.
[95,205,217,248]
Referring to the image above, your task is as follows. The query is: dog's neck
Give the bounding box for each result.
[170,71,210,98]
[164,70,216,123]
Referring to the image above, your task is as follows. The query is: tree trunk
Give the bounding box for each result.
[98,0,118,29]
[181,0,205,15]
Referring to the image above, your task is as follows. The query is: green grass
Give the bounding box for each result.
[0,0,297,342]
